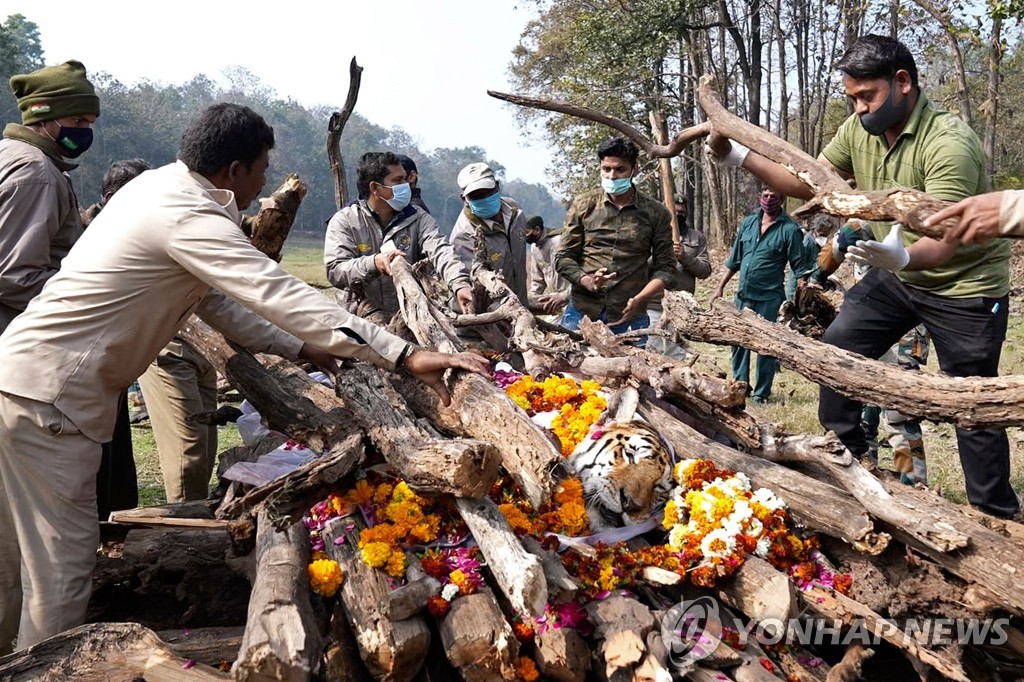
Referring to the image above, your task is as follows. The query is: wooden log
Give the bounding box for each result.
[663,290,1024,429]
[437,591,519,682]
[233,511,323,682]
[521,536,579,605]
[873,480,1024,616]
[385,553,442,621]
[248,174,307,262]
[454,497,547,617]
[217,432,364,522]
[330,359,500,498]
[0,622,229,681]
[585,595,658,681]
[639,400,884,551]
[799,585,969,682]
[328,57,363,210]
[716,556,796,627]
[535,627,591,682]
[324,516,430,682]
[108,500,216,521]
[322,601,374,682]
[89,527,251,630]
[156,626,245,667]
[391,256,564,507]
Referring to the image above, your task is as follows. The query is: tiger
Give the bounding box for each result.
[566,419,674,532]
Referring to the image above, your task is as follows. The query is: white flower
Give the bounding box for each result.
[745,517,764,538]
[674,459,698,484]
[754,536,771,559]
[721,473,751,496]
[700,528,737,560]
[729,500,753,523]
[668,524,689,551]
[751,487,786,512]
[441,583,460,602]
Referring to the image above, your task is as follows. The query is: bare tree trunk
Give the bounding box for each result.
[890,0,901,37]
[911,0,973,126]
[985,14,1003,177]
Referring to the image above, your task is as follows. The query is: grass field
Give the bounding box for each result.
[131,236,1023,508]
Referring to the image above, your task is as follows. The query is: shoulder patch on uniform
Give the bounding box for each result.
[356,243,371,253]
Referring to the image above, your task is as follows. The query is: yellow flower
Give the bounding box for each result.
[385,551,406,578]
[554,478,584,505]
[557,500,590,536]
[347,480,374,507]
[662,499,679,530]
[360,541,392,568]
[499,503,533,535]
[308,558,344,597]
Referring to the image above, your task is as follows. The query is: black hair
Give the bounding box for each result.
[526,215,545,229]
[101,158,151,199]
[835,34,919,89]
[357,151,403,200]
[395,154,417,174]
[178,103,275,175]
[597,136,639,166]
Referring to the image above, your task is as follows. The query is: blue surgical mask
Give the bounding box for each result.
[468,193,502,219]
[383,182,411,211]
[54,126,93,158]
[602,177,632,196]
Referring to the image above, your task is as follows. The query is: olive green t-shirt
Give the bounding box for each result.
[822,95,1009,298]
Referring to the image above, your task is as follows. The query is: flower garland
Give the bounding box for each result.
[355,479,442,579]
[494,476,591,538]
[659,459,851,591]
[503,374,607,456]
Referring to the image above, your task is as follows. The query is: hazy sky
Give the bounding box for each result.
[5,1,556,185]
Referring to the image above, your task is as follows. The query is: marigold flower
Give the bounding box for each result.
[360,541,391,568]
[427,595,451,619]
[308,558,344,597]
[512,621,535,643]
[499,503,533,535]
[515,656,540,682]
[385,551,406,578]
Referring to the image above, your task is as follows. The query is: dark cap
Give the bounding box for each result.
[396,154,417,174]
[526,215,544,230]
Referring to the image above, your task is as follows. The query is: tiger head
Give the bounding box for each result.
[567,420,673,532]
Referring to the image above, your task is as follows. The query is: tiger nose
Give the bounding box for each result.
[620,489,642,514]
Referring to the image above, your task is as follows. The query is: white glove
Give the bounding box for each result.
[847,223,910,272]
[705,139,750,169]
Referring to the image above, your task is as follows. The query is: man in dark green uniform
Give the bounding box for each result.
[711,187,804,403]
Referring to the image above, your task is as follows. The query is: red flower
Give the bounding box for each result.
[427,595,451,619]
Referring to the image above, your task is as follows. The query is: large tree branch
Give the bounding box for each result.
[487,89,711,157]
[327,57,363,210]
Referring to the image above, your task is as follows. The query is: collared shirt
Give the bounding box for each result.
[724,209,805,302]
[324,201,471,319]
[0,124,84,330]
[822,94,1008,298]
[450,198,529,305]
[0,161,410,443]
[555,187,676,320]
[527,232,570,298]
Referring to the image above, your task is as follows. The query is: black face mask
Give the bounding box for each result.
[675,212,687,225]
[54,126,94,158]
[858,79,909,136]
[524,231,541,244]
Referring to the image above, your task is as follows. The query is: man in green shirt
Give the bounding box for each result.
[711,187,805,403]
[556,137,676,333]
[709,35,1016,519]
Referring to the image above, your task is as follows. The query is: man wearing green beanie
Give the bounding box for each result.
[0,60,100,334]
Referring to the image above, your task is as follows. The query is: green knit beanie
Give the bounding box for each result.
[9,60,101,126]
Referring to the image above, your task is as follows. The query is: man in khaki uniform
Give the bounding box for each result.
[926,189,1024,245]
[450,162,529,306]
[325,151,473,325]
[0,60,99,333]
[0,103,488,651]
[524,215,570,317]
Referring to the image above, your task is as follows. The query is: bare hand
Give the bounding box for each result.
[672,242,683,260]
[297,343,341,374]
[455,286,474,314]
[709,289,724,306]
[373,250,405,275]
[543,292,568,314]
[609,295,646,327]
[580,267,617,293]
[403,349,491,406]
[926,192,1004,245]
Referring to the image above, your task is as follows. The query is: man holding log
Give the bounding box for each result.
[0,103,489,652]
[927,189,1024,245]
[708,35,1017,519]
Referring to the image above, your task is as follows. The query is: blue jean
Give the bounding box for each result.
[559,299,650,335]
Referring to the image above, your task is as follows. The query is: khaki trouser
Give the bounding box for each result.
[0,392,102,653]
[138,338,218,502]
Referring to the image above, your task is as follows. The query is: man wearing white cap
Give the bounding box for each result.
[450,162,529,306]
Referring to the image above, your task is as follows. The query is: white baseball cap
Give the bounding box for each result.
[457,162,498,195]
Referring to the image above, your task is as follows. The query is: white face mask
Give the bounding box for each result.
[815,235,827,247]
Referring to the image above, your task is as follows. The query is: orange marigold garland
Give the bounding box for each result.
[504,374,607,455]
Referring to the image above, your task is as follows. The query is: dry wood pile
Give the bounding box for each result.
[4,78,1024,682]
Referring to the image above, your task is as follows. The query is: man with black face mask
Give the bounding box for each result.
[0,60,100,333]
[708,35,1016,520]
[710,188,804,403]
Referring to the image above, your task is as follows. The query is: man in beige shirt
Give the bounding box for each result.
[0,103,488,652]
[927,189,1024,245]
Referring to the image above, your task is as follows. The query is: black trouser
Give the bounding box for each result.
[818,269,1017,517]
